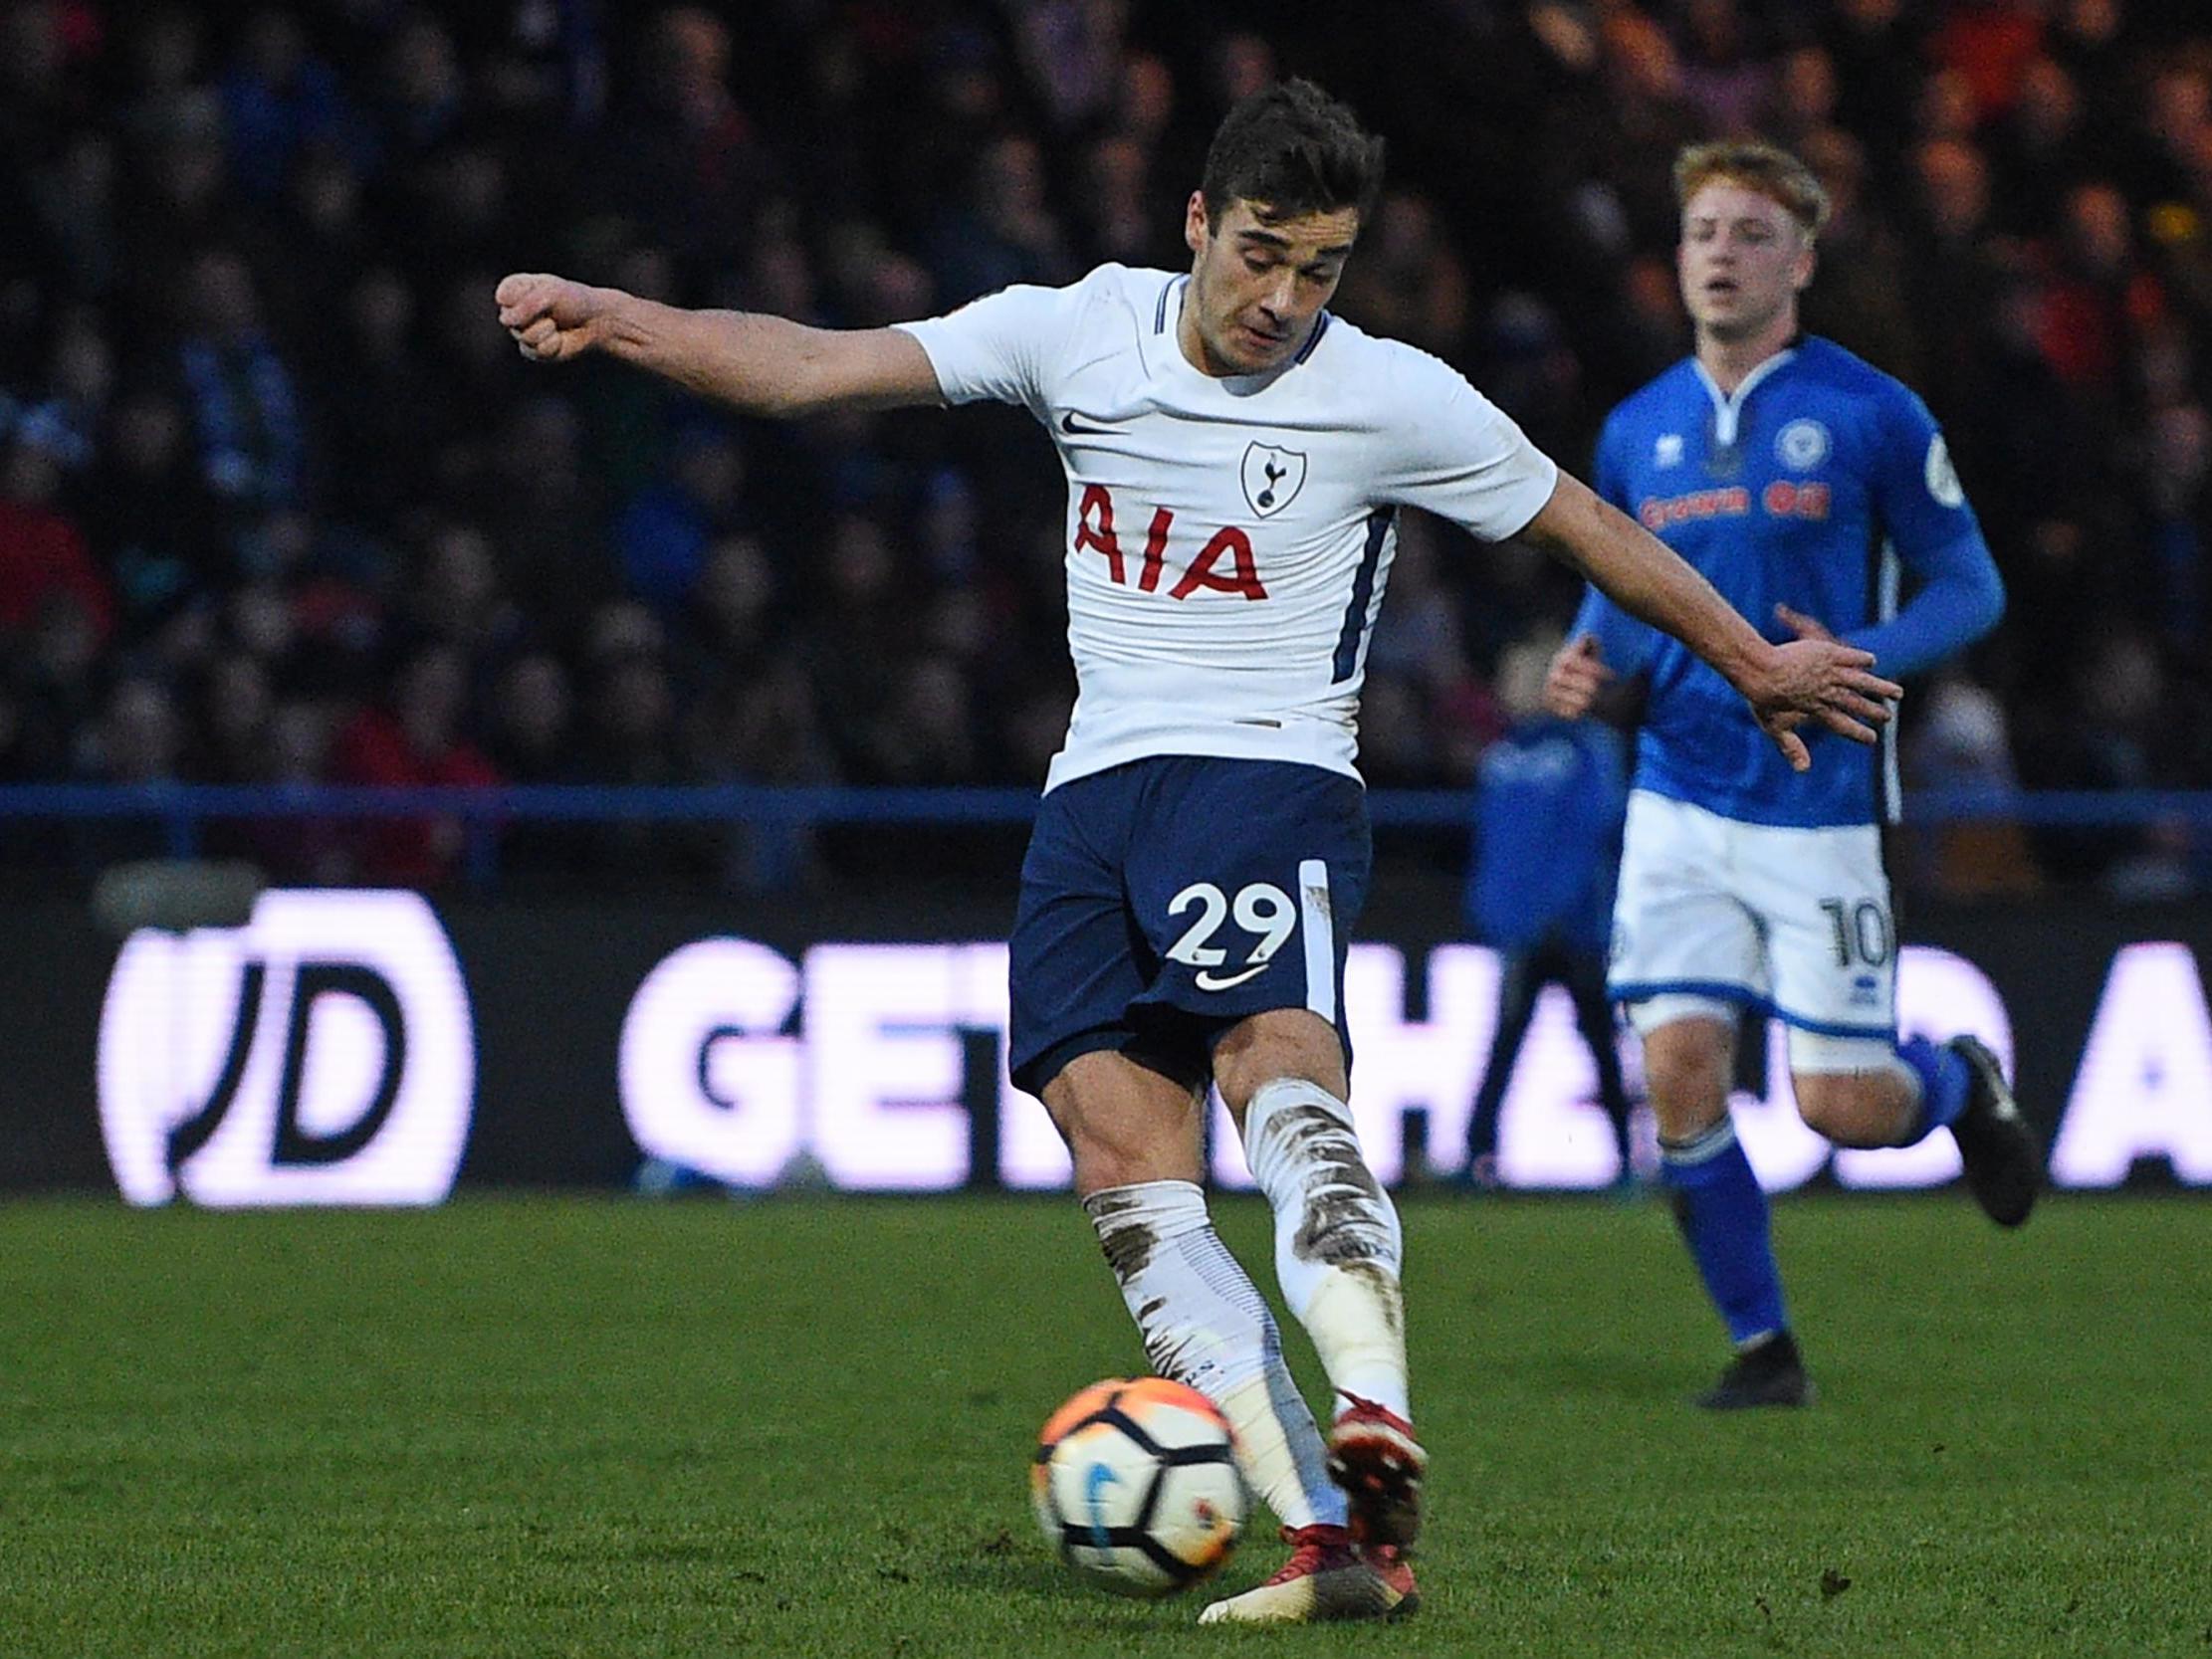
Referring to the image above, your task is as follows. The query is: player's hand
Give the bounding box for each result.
[1746,639,1902,772]
[1542,634,1612,719]
[1775,603,1836,643]
[495,273,610,363]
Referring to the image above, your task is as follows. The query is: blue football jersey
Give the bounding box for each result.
[1465,717,1626,954]
[1577,337,2003,829]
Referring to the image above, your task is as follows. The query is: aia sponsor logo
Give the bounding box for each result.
[1073,484,1268,600]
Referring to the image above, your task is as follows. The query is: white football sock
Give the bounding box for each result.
[1241,1079,1411,1423]
[1084,1179,1345,1531]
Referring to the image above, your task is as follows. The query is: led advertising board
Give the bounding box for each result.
[97,891,474,1205]
[76,892,2212,1203]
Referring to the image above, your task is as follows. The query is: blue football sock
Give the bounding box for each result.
[1660,1119,1788,1348]
[1893,1034,1971,1145]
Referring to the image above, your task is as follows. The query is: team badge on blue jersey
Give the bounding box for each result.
[1655,433,1683,468]
[1775,419,1830,471]
[1241,442,1308,518]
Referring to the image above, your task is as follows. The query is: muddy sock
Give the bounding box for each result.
[1240,1081,1411,1423]
[1083,1179,1345,1528]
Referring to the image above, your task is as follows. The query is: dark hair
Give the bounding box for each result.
[1200,78,1386,229]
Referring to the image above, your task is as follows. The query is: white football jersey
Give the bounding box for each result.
[895,264,1558,791]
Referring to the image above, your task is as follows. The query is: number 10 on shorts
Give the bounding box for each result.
[1820,897,1893,967]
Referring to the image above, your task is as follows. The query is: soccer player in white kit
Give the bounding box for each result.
[496,82,1898,1622]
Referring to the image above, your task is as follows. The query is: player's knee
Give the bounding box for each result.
[1044,1052,1204,1193]
[1640,1020,1733,1141]
[1213,1009,1347,1117]
[1060,1101,1198,1191]
[1790,1073,1856,1140]
[1646,1082,1728,1143]
[1787,1032,1912,1141]
[1789,1055,1913,1142]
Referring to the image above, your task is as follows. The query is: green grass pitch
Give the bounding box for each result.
[1,1192,2205,1657]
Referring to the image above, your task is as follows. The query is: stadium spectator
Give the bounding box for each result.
[1901,669,2043,898]
[481,648,590,883]
[175,248,308,517]
[217,7,366,202]
[485,650,575,788]
[82,389,213,646]
[330,643,498,888]
[613,419,751,618]
[671,533,774,693]
[922,133,1076,305]
[84,677,183,786]
[8,306,111,476]
[0,436,111,645]
[0,0,2202,894]
[15,580,105,784]
[599,6,764,267]
[1334,190,1470,360]
[1678,0,1773,137]
[191,650,274,785]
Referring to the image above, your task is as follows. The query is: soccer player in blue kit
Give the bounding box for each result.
[497,90,1899,1617]
[1545,141,2042,1411]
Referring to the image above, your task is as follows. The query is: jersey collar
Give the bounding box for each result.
[1691,345,1798,449]
[1159,272,1333,382]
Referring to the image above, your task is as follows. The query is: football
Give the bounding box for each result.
[1029,1376,1248,1596]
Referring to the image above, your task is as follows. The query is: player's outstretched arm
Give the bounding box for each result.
[1518,474,1903,772]
[493,273,943,417]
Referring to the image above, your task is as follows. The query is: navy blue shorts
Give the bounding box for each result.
[1007,755,1372,1099]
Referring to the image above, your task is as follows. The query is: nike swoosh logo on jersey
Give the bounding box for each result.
[1060,412,1118,435]
[1194,963,1269,991]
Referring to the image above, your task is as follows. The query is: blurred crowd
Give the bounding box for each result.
[2,0,2210,896]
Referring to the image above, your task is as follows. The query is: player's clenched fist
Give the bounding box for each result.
[495,273,608,362]
[1542,634,1612,720]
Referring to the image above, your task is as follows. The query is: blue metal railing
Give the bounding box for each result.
[0,781,1046,828]
[1,781,2209,832]
[0,776,2205,889]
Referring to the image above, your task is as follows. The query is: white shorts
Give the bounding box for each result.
[1610,791,1897,1068]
